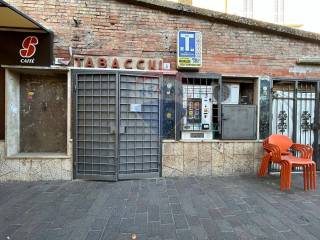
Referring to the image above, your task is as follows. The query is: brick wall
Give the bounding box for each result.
[6,0,320,78]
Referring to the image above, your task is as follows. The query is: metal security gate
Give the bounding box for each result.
[270,79,320,171]
[73,71,161,180]
[118,74,161,179]
[74,73,118,180]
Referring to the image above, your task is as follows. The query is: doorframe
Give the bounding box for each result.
[71,69,164,180]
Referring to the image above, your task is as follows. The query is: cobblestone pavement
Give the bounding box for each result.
[1,175,320,240]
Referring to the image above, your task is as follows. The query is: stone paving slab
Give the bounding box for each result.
[0,174,320,240]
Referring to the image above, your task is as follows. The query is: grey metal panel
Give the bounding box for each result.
[221,105,257,140]
[118,74,160,177]
[74,73,118,180]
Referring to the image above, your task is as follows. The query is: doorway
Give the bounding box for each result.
[73,70,161,180]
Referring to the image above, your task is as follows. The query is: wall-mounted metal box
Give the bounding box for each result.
[221,105,257,140]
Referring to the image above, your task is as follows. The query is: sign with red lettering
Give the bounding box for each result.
[73,55,164,71]
[20,36,39,58]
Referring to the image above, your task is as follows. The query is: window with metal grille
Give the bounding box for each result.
[174,73,258,141]
[177,73,221,140]
[269,79,320,172]
[182,77,219,132]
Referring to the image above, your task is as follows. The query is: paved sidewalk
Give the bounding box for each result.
[1,175,320,240]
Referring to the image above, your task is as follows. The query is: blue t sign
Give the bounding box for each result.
[179,32,196,58]
[177,31,202,68]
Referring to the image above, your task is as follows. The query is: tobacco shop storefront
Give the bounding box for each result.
[1,0,320,181]
[68,1,320,180]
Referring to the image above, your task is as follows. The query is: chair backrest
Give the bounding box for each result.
[267,134,293,153]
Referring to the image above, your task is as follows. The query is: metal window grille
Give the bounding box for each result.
[180,75,221,139]
[270,79,319,172]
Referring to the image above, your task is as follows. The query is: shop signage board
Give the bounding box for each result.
[0,31,52,66]
[177,31,202,69]
[73,55,164,71]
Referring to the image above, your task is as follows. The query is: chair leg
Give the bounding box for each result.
[314,163,317,190]
[303,165,307,191]
[280,161,291,191]
[306,164,310,190]
[309,164,313,190]
[280,162,286,191]
[310,164,314,190]
[311,163,316,191]
[286,162,292,191]
[258,154,270,177]
[314,164,317,191]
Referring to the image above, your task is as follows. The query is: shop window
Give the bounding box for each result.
[220,78,257,140]
[177,74,258,141]
[0,68,4,140]
[5,69,68,156]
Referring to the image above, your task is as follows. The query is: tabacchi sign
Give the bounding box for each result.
[19,36,39,63]
[73,55,164,71]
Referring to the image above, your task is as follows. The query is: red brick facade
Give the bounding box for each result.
[6,0,320,78]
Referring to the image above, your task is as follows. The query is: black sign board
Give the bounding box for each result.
[0,31,52,66]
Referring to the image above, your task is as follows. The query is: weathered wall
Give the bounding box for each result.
[0,141,72,181]
[1,69,72,181]
[6,0,320,78]
[162,141,264,177]
[0,157,72,181]
[6,70,20,156]
[20,74,67,153]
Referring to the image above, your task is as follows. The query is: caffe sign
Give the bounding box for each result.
[0,31,52,66]
[73,55,164,70]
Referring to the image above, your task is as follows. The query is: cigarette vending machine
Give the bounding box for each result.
[182,85,213,140]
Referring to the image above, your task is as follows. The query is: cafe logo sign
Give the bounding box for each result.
[19,36,38,63]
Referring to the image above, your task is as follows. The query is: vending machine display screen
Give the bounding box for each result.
[187,98,202,124]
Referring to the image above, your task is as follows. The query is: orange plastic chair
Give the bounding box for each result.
[258,134,316,191]
[258,135,292,177]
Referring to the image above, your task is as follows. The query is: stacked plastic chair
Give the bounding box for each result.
[258,134,316,191]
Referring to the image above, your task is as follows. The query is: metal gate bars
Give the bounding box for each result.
[270,79,320,171]
[73,70,161,181]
